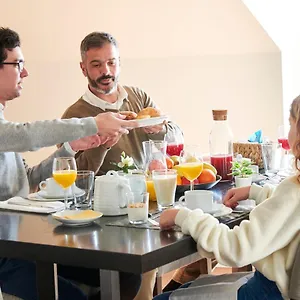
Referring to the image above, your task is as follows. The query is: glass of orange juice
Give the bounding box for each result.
[178,145,203,190]
[53,157,77,209]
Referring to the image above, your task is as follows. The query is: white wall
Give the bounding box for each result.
[2,0,282,165]
[243,0,300,122]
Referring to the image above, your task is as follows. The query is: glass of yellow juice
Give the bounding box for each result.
[179,145,203,190]
[53,157,77,209]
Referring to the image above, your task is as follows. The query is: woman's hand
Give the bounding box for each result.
[223,186,251,208]
[159,209,180,230]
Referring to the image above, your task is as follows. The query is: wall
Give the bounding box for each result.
[243,0,300,122]
[2,0,282,165]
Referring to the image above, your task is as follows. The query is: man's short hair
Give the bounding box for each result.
[0,27,20,66]
[80,32,118,59]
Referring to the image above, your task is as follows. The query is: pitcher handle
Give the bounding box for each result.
[178,195,186,207]
[119,182,132,208]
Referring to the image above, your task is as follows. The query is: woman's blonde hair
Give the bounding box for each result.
[290,96,300,181]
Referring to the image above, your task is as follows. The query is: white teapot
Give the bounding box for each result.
[93,170,132,216]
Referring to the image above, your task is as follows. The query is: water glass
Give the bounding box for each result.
[152,169,177,210]
[127,192,149,224]
[261,142,282,174]
[74,171,95,210]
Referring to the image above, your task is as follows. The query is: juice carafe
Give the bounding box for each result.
[209,110,233,181]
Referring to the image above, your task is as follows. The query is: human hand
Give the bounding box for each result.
[69,135,101,152]
[159,209,180,230]
[223,186,251,208]
[94,112,138,137]
[103,133,123,148]
[143,120,167,134]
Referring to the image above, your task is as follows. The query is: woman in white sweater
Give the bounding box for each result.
[156,96,300,300]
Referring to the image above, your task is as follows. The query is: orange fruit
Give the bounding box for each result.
[197,169,216,183]
[176,175,182,185]
[166,156,174,169]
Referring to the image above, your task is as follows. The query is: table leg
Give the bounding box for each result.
[36,261,57,300]
[100,270,120,300]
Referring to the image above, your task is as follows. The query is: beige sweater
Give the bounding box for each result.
[62,86,182,175]
[175,176,300,299]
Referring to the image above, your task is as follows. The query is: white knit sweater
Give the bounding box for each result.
[175,176,300,299]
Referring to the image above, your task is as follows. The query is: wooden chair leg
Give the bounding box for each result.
[232,264,252,272]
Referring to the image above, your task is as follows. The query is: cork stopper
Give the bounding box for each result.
[212,110,227,121]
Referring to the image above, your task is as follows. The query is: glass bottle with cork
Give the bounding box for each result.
[209,109,233,181]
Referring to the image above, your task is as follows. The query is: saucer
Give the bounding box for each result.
[37,188,85,200]
[204,203,225,214]
[52,210,103,227]
[212,205,232,218]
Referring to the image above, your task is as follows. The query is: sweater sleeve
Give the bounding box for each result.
[249,183,276,205]
[0,117,97,152]
[175,178,300,268]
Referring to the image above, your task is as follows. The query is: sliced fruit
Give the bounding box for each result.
[197,169,216,183]
[170,155,180,166]
[176,175,182,185]
[203,162,217,175]
[166,156,174,169]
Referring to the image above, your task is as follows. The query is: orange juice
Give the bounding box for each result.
[53,170,77,188]
[146,180,156,201]
[177,162,203,181]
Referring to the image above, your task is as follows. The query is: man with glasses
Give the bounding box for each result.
[0,27,139,300]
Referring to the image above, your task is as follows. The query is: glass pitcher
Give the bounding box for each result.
[142,140,167,201]
[142,140,167,175]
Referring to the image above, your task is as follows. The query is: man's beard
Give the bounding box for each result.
[87,73,119,95]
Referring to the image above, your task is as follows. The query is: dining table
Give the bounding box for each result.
[0,181,249,300]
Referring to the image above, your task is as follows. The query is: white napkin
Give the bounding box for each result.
[234,199,256,212]
[0,197,65,214]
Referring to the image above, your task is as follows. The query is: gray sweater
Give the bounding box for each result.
[0,104,98,200]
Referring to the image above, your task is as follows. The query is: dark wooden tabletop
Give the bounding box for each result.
[0,181,248,274]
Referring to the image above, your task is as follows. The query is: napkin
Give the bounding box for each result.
[248,130,263,143]
[234,199,256,212]
[0,197,65,214]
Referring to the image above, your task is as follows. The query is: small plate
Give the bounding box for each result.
[176,175,222,195]
[37,188,85,200]
[211,205,232,217]
[134,115,168,128]
[52,210,103,227]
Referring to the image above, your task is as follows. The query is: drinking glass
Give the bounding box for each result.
[152,169,177,210]
[165,130,184,157]
[278,125,290,153]
[53,157,77,209]
[178,145,203,190]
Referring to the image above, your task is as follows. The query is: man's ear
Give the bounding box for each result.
[80,62,87,77]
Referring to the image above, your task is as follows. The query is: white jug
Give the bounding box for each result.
[93,170,132,216]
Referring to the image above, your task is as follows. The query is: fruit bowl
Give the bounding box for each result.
[176,175,222,195]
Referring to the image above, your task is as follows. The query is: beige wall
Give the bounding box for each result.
[2,0,282,165]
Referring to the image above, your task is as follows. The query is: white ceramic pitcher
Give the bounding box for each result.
[93,170,132,216]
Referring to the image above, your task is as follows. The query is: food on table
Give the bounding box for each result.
[166,156,174,169]
[60,210,101,220]
[127,202,148,222]
[120,111,137,120]
[136,107,161,119]
[197,169,216,183]
[170,155,180,166]
[120,107,161,120]
[148,159,166,172]
[203,162,217,175]
[176,162,203,182]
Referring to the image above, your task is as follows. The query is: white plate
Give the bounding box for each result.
[52,210,103,227]
[36,188,85,200]
[134,115,168,128]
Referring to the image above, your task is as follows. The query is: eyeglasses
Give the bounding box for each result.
[1,61,25,72]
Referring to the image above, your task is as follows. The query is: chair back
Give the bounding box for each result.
[289,244,300,300]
